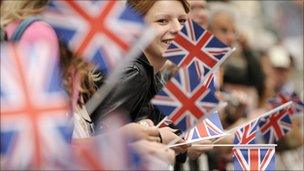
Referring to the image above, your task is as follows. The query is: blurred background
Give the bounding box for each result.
[185,0,303,170]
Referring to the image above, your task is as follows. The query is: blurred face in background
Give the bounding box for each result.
[188,0,209,28]
[144,0,188,60]
[208,11,236,47]
[272,67,291,92]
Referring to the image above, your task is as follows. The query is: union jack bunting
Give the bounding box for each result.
[233,119,259,144]
[259,107,292,143]
[233,146,276,171]
[184,111,224,142]
[268,92,304,115]
[152,65,217,131]
[163,19,232,81]
[43,0,147,73]
[0,43,72,169]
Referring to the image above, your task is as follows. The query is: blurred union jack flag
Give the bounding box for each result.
[268,92,304,115]
[259,107,292,143]
[184,111,224,142]
[152,65,218,131]
[43,0,147,73]
[72,112,149,170]
[233,146,276,171]
[0,43,72,169]
[233,119,259,144]
[163,19,232,81]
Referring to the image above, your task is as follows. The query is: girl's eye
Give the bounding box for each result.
[156,19,169,25]
[179,19,187,25]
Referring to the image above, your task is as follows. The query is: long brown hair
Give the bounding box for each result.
[59,42,102,106]
[126,0,190,16]
[0,0,48,27]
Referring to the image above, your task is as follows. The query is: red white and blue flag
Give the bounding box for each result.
[72,112,153,170]
[152,66,218,131]
[268,92,304,115]
[163,19,232,81]
[0,43,72,169]
[233,146,276,171]
[43,0,147,73]
[258,107,292,143]
[234,119,259,144]
[184,111,224,142]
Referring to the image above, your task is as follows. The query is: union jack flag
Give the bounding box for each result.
[65,111,147,170]
[258,107,292,143]
[269,92,304,115]
[233,146,276,171]
[0,43,72,169]
[43,0,147,73]
[184,111,224,143]
[152,64,218,131]
[163,19,232,81]
[233,119,259,144]
[71,141,104,170]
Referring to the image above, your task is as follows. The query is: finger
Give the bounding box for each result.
[147,136,161,143]
[176,138,186,144]
[171,147,184,154]
[144,127,160,136]
[179,144,191,149]
[143,119,155,127]
[171,146,187,154]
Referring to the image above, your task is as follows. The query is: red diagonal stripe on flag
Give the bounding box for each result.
[1,47,69,169]
[260,148,273,170]
[239,125,256,144]
[260,109,288,139]
[65,1,129,56]
[233,148,248,170]
[278,94,295,115]
[174,31,217,68]
[166,80,208,122]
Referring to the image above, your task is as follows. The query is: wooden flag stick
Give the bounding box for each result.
[156,116,168,128]
[165,101,229,148]
[191,144,277,147]
[164,46,236,148]
[213,101,293,144]
[168,133,228,148]
[203,47,236,81]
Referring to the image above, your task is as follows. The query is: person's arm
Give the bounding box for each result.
[129,140,176,166]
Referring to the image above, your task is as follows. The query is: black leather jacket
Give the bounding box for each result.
[91,53,165,126]
[90,53,187,163]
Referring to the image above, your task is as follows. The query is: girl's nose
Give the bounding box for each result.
[169,19,182,34]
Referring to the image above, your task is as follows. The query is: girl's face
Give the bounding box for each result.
[144,1,187,59]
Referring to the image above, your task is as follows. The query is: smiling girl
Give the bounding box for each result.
[91,0,190,154]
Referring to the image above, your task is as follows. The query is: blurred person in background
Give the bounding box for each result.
[267,45,295,94]
[264,44,304,170]
[186,1,215,170]
[206,3,266,170]
[188,0,209,28]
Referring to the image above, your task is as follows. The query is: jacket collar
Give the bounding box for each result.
[137,53,154,74]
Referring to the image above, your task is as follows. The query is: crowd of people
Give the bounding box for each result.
[1,0,303,170]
